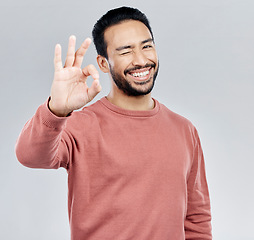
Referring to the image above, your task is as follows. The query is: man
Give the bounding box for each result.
[16,6,212,240]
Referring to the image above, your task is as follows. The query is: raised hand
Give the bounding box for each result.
[49,36,101,117]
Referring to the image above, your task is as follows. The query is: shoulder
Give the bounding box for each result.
[63,100,103,131]
[157,100,199,141]
[158,101,193,127]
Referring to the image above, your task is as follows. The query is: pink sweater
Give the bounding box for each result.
[16,97,212,240]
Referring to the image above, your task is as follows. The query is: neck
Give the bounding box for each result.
[106,91,154,111]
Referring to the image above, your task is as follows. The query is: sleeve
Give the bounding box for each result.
[184,128,212,239]
[15,99,71,170]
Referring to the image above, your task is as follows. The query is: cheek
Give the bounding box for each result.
[146,51,158,62]
[115,58,133,73]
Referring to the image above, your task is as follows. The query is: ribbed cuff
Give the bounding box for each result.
[37,97,69,130]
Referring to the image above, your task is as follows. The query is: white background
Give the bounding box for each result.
[0,0,253,239]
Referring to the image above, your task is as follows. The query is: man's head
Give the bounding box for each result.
[92,6,154,59]
[93,7,159,97]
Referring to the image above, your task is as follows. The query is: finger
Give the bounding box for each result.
[73,38,92,68]
[64,35,76,67]
[54,44,63,72]
[82,64,99,80]
[87,79,102,101]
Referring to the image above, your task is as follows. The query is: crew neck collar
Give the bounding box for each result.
[99,97,160,117]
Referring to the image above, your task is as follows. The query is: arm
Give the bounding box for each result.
[184,129,212,239]
[15,36,101,169]
[15,100,69,169]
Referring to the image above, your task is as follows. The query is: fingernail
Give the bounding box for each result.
[86,37,92,43]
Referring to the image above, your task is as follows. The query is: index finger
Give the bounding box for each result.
[73,38,92,68]
[54,44,63,72]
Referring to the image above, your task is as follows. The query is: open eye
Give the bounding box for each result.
[143,44,153,50]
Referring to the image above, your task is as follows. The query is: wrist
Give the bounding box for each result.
[48,98,71,117]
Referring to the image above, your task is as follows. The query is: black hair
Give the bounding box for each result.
[92,6,153,59]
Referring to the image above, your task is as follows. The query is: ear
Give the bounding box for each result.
[97,55,109,73]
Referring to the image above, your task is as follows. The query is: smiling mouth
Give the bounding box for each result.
[126,67,153,82]
[130,69,150,78]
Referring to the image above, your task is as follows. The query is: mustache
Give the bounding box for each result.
[124,63,156,75]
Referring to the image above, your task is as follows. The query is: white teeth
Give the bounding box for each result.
[131,70,149,78]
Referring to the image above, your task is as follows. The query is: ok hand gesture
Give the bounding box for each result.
[49,36,101,117]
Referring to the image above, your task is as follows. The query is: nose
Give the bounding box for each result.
[132,50,147,66]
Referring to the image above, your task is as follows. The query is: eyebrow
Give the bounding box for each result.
[115,38,154,51]
[141,38,154,45]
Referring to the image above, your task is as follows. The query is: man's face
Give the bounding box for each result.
[104,20,159,96]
